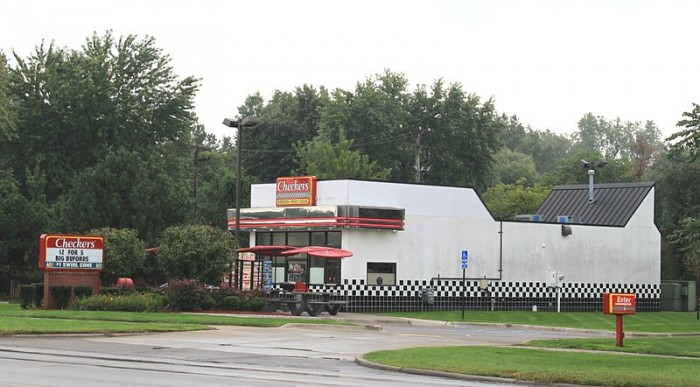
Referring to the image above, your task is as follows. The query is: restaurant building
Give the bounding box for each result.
[228,177,660,312]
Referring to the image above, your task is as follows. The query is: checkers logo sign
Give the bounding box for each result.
[276,176,317,207]
[39,234,105,270]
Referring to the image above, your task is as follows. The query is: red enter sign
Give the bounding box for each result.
[603,292,636,315]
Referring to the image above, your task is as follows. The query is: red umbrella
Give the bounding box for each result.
[281,246,353,258]
[236,245,293,256]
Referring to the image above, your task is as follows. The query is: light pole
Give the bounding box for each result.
[223,115,259,288]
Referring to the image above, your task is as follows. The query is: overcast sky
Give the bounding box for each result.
[2,0,698,140]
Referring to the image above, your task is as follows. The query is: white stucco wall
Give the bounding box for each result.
[248,180,660,287]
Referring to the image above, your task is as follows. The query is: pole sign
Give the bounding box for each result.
[39,234,104,270]
[602,292,636,315]
[461,250,469,270]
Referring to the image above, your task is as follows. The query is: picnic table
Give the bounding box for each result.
[266,289,348,316]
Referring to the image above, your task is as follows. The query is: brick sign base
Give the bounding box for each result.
[43,270,101,309]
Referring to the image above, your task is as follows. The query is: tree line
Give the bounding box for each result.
[1,32,698,292]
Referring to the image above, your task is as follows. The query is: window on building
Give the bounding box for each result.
[367,262,396,286]
[253,231,343,285]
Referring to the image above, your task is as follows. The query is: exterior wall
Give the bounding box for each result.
[250,180,661,312]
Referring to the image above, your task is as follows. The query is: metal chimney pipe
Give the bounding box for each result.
[588,169,595,203]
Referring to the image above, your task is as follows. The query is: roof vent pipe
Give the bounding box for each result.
[588,169,595,203]
[579,159,607,204]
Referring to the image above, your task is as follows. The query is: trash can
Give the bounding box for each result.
[421,287,435,305]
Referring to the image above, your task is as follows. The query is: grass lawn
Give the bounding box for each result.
[523,336,700,357]
[381,310,700,333]
[0,302,345,335]
[364,345,700,387]
[0,315,207,335]
[365,310,700,386]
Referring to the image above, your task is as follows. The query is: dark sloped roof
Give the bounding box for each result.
[536,182,654,226]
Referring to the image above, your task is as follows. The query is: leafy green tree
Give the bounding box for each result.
[667,217,700,280]
[570,113,663,180]
[0,169,46,293]
[0,51,16,144]
[293,134,391,179]
[413,81,504,190]
[646,153,700,279]
[188,126,237,227]
[8,32,198,202]
[481,179,551,220]
[320,70,411,181]
[573,113,635,159]
[6,32,198,244]
[667,103,700,161]
[157,224,236,284]
[88,227,146,286]
[241,86,327,182]
[490,148,537,186]
[52,147,191,244]
[539,151,634,186]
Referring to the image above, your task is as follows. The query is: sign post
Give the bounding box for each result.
[602,292,636,347]
[461,250,468,320]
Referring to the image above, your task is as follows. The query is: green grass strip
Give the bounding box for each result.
[364,346,700,387]
[0,316,207,335]
[0,303,346,330]
[381,310,700,333]
[523,336,700,357]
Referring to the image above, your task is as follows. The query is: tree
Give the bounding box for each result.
[481,179,551,220]
[7,33,198,202]
[293,134,391,179]
[667,217,700,280]
[630,121,664,179]
[319,70,412,181]
[573,113,634,159]
[539,150,634,186]
[667,103,700,161]
[490,148,537,186]
[571,113,663,180]
[645,153,700,279]
[0,169,46,294]
[241,86,327,182]
[0,51,16,145]
[52,147,191,244]
[88,227,146,286]
[157,225,236,284]
[6,32,199,244]
[413,81,504,190]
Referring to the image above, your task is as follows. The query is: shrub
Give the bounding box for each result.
[33,283,44,307]
[223,295,243,310]
[100,287,120,295]
[49,285,72,309]
[163,279,210,312]
[73,286,93,299]
[19,284,35,309]
[244,297,266,311]
[71,293,167,312]
[210,287,239,309]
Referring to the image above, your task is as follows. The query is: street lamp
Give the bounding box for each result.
[222,115,259,287]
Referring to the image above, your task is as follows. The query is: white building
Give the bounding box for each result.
[229,178,660,312]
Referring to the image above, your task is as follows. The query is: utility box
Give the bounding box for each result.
[421,287,435,305]
[661,281,697,311]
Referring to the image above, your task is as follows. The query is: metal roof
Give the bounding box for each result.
[536,182,654,227]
